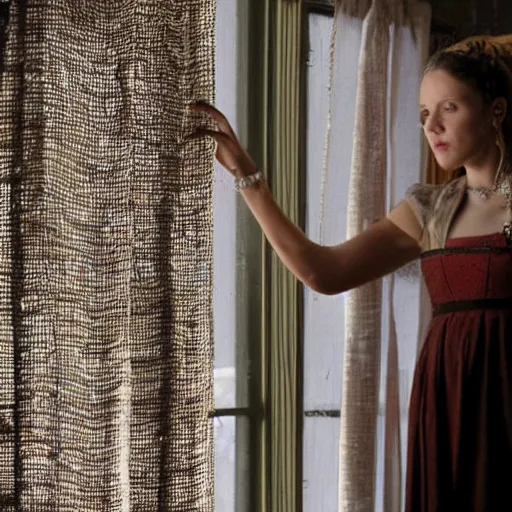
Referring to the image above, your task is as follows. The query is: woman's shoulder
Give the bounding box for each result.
[406,175,465,204]
[405,176,466,228]
[403,175,467,250]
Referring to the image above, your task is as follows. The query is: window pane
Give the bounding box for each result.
[213,2,252,511]
[303,12,350,512]
[213,0,248,409]
[303,417,340,511]
[304,12,347,412]
[214,416,236,512]
[214,416,250,512]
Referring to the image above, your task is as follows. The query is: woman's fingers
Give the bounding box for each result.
[188,103,257,174]
[190,101,237,139]
[191,99,218,114]
[186,127,251,175]
[186,128,227,142]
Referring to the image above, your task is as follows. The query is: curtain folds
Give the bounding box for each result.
[322,1,431,510]
[0,1,215,510]
[335,0,412,28]
[340,3,391,510]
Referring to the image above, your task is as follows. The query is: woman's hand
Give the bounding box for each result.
[188,100,258,178]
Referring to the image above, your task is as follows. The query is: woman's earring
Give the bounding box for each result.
[494,127,512,206]
[496,127,505,155]
[493,127,506,183]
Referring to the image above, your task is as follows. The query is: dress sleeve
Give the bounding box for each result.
[404,183,441,231]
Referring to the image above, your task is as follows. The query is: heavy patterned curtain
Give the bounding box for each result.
[320,0,431,510]
[0,0,215,510]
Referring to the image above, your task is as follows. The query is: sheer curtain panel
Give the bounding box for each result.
[319,1,431,510]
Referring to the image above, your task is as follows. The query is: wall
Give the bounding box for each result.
[428,0,512,40]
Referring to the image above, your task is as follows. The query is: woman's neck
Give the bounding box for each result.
[464,142,502,189]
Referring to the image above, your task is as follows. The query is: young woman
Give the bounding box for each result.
[191,35,512,510]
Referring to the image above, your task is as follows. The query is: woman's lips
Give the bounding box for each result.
[434,142,449,152]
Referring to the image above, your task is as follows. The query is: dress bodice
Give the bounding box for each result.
[421,232,512,308]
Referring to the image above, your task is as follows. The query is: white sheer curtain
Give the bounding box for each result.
[314,1,432,510]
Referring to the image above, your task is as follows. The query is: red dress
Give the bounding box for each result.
[406,232,512,511]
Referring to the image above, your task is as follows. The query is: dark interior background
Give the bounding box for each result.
[427,0,512,49]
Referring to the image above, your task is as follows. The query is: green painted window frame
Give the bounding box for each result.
[259,1,334,512]
[215,1,336,511]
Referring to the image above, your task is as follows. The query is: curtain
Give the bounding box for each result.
[0,1,215,510]
[320,1,431,510]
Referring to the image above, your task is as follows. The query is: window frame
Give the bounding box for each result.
[212,2,336,511]
[265,2,334,512]
[210,1,268,512]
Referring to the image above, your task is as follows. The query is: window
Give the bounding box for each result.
[211,2,345,511]
[211,2,423,511]
[302,3,429,511]
[303,11,343,511]
[212,1,265,511]
[213,1,248,510]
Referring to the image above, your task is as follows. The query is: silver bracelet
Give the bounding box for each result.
[235,170,264,192]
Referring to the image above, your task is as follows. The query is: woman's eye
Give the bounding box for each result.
[420,111,428,124]
[444,103,456,111]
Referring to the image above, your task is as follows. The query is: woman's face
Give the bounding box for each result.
[419,69,497,172]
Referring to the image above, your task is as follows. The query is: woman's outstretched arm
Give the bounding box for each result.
[189,101,422,295]
[239,180,421,294]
